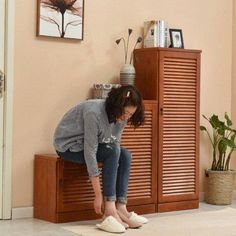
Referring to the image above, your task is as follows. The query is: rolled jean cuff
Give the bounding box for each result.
[117,197,127,204]
[103,196,116,202]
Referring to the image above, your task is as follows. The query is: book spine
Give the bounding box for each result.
[154,22,158,47]
[164,22,169,47]
[158,20,165,47]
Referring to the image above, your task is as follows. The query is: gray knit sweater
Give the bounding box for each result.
[53,99,126,176]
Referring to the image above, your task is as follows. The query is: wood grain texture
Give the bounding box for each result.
[121,100,158,206]
[34,155,57,222]
[134,48,201,212]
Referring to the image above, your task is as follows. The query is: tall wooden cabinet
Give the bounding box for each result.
[134,48,201,212]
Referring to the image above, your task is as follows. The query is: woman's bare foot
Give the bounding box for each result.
[117,203,148,225]
[104,201,129,228]
[116,203,131,218]
[116,210,142,229]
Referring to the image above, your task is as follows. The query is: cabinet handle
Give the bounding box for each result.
[160,107,164,115]
[59,179,64,188]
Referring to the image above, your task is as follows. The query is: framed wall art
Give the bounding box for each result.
[37,0,84,40]
[169,29,184,48]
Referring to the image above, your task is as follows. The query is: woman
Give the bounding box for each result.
[53,85,148,233]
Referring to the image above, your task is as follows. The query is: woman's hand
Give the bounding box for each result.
[90,176,103,215]
[94,194,103,215]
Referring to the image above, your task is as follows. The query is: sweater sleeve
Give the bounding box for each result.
[83,111,100,177]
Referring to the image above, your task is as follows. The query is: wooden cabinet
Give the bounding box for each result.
[34,48,201,223]
[134,47,201,212]
[34,100,157,223]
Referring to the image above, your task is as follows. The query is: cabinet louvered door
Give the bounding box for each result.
[158,51,200,203]
[121,101,157,206]
[57,160,95,212]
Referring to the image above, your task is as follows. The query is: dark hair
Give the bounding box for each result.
[105,85,145,128]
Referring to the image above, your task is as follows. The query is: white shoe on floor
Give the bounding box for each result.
[129,212,149,224]
[96,215,126,233]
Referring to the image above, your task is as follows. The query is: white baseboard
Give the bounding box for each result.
[12,207,33,219]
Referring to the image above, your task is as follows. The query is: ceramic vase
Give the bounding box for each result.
[120,64,135,86]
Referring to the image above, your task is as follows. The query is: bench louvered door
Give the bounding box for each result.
[158,51,200,205]
[57,160,95,213]
[121,100,157,210]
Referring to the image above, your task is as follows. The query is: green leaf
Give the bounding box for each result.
[209,114,219,129]
[225,113,232,127]
[226,139,235,148]
[218,138,227,154]
[231,132,236,142]
[200,126,207,131]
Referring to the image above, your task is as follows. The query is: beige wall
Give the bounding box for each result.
[232,0,236,171]
[13,0,233,207]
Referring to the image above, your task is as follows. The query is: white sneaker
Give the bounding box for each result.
[129,212,149,224]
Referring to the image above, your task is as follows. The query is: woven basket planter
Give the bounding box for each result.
[205,169,236,205]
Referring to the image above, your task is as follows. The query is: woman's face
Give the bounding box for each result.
[117,106,137,122]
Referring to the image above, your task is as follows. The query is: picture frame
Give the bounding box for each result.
[37,0,84,40]
[169,29,184,48]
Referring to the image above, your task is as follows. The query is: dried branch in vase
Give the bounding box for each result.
[116,29,142,65]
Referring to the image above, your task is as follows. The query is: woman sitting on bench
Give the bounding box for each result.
[54,85,148,233]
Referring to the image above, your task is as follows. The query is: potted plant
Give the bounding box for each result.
[200,113,236,205]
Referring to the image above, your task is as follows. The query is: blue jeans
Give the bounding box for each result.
[56,143,131,204]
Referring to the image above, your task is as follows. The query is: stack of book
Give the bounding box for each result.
[143,20,169,48]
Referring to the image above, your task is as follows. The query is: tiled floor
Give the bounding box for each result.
[1,202,236,236]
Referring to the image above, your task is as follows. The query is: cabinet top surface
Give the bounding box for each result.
[135,47,202,53]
